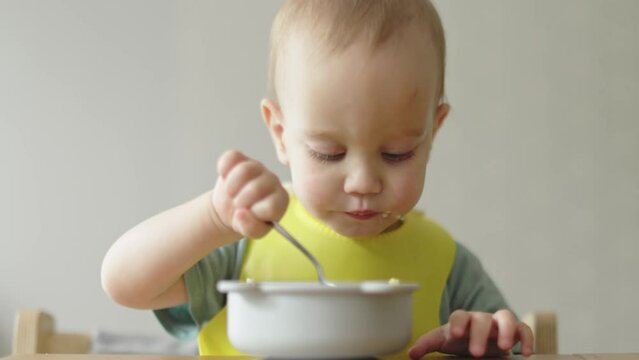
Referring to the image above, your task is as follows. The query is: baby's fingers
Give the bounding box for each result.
[233,172,279,209]
[232,208,271,239]
[408,325,447,360]
[448,310,471,338]
[217,150,249,179]
[493,309,517,351]
[468,312,493,357]
[517,322,534,356]
[224,159,264,198]
[251,191,289,222]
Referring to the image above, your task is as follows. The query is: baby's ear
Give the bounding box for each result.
[261,98,289,165]
[432,102,450,138]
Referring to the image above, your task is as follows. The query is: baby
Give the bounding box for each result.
[101,1,533,358]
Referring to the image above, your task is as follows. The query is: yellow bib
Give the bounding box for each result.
[198,196,456,358]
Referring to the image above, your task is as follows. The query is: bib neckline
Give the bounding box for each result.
[288,194,415,243]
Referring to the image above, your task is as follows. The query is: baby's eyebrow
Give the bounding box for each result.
[386,126,428,144]
[400,127,427,138]
[304,130,340,140]
[305,128,427,143]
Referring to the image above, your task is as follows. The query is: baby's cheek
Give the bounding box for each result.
[292,170,335,210]
[396,188,421,212]
[391,174,425,211]
[307,181,334,209]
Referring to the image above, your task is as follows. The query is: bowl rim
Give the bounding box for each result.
[217,280,419,295]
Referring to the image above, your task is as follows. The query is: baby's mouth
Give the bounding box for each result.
[345,210,379,220]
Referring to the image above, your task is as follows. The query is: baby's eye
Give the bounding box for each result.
[382,151,415,163]
[308,149,345,162]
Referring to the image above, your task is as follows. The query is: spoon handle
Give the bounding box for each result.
[270,221,334,286]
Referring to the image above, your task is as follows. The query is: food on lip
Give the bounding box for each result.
[388,278,400,285]
[245,278,255,284]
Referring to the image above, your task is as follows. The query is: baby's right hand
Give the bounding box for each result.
[212,150,289,239]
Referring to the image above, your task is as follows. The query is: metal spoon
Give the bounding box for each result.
[271,221,336,287]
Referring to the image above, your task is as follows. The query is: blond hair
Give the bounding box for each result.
[267,0,446,104]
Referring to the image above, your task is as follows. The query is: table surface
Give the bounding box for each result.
[2,354,639,360]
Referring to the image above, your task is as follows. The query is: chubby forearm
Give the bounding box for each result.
[102,150,289,310]
[101,190,241,309]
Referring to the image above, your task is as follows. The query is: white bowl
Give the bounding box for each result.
[217,280,419,359]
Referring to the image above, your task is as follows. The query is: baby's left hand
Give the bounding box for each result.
[408,309,534,359]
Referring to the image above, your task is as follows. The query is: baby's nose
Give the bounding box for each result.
[343,164,382,195]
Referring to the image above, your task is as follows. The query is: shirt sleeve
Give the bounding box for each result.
[153,239,247,339]
[440,241,512,324]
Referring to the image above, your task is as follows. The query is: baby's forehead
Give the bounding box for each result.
[287,22,437,62]
[275,42,438,146]
[276,27,440,108]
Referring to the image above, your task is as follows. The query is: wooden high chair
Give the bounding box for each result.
[523,311,558,354]
[12,309,92,354]
[12,309,557,355]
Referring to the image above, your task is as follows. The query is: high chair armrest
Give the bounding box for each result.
[12,309,91,354]
[523,311,558,354]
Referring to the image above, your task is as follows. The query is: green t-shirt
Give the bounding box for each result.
[154,239,511,340]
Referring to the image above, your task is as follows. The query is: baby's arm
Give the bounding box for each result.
[101,150,288,310]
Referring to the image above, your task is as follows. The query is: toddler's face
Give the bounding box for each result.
[264,28,448,237]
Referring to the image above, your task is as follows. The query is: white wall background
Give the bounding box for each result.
[1,0,637,356]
